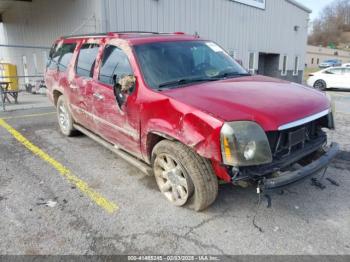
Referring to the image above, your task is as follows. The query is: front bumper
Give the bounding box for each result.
[262,142,339,191]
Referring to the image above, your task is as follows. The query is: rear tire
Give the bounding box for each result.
[313,80,327,91]
[152,140,218,211]
[56,95,75,136]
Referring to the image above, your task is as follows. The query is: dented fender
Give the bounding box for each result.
[140,94,224,164]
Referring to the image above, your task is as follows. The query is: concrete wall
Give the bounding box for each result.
[306,45,350,68]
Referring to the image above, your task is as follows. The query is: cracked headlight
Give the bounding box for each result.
[220,121,273,166]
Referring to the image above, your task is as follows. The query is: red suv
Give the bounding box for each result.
[45,32,338,211]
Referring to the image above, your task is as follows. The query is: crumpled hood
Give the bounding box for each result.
[162,75,330,131]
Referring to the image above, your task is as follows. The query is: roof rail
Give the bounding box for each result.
[62,31,189,39]
[62,33,108,39]
[109,31,160,35]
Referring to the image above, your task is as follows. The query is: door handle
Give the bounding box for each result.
[93,92,104,101]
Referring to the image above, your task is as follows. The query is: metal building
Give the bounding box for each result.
[0,0,311,86]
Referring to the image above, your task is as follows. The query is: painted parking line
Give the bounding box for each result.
[0,118,118,214]
[1,111,56,120]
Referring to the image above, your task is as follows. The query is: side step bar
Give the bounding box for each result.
[73,124,153,176]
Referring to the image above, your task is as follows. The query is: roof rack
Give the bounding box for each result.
[62,33,107,39]
[62,31,187,39]
[109,31,161,35]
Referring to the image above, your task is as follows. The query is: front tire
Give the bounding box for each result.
[56,95,75,136]
[152,140,218,211]
[313,79,327,91]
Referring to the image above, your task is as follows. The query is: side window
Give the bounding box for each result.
[47,44,61,70]
[332,68,342,74]
[327,68,342,75]
[99,45,133,85]
[76,43,99,78]
[58,43,76,72]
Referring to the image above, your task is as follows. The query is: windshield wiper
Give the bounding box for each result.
[158,77,218,89]
[214,72,251,79]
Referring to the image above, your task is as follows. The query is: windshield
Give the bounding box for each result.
[134,41,248,89]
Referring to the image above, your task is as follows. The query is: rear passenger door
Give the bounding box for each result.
[91,44,141,157]
[69,42,100,131]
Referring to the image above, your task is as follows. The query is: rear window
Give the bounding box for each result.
[327,68,343,74]
[76,43,99,78]
[47,42,77,71]
[47,44,61,70]
[58,43,76,72]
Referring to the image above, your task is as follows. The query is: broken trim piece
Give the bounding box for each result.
[278,109,330,130]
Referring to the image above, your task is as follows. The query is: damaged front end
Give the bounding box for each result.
[221,110,339,192]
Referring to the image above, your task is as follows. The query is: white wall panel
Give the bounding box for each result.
[0,0,102,86]
[0,0,309,85]
[104,0,309,71]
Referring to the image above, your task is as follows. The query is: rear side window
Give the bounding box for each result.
[58,43,76,72]
[329,68,343,75]
[47,44,61,70]
[99,45,133,85]
[76,43,99,78]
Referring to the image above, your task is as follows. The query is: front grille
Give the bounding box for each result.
[240,116,329,178]
[266,116,328,160]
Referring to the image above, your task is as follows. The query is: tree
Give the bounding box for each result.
[308,0,350,47]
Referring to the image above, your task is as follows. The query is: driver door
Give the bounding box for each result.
[91,44,141,156]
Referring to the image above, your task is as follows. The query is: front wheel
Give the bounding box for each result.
[152,140,218,211]
[56,95,75,136]
[313,79,327,91]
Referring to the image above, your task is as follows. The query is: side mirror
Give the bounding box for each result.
[112,74,136,109]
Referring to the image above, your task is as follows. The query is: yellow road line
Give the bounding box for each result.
[0,118,118,214]
[1,112,56,120]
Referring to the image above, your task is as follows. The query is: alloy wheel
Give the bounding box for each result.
[314,80,326,91]
[153,153,191,206]
[58,102,70,133]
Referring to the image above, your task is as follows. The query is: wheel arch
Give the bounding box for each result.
[53,89,63,106]
[145,131,176,164]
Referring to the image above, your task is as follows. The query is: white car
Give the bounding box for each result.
[307,67,350,90]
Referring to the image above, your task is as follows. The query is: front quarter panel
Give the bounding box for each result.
[140,91,224,163]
